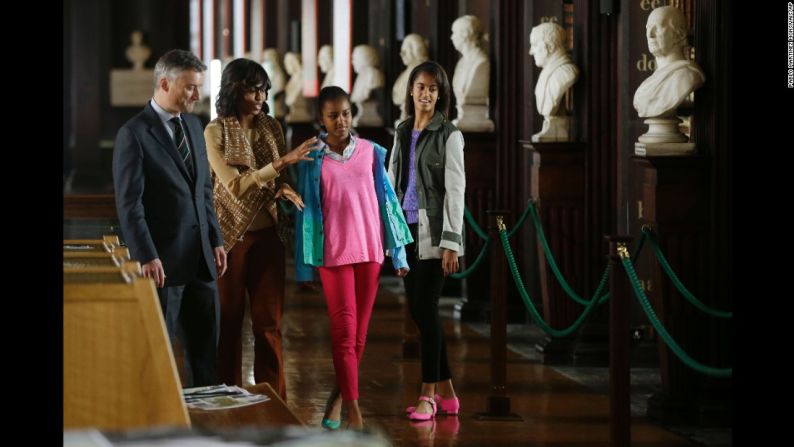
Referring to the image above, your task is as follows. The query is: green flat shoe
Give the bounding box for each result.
[321,418,341,430]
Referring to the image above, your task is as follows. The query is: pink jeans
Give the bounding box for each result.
[317,262,381,401]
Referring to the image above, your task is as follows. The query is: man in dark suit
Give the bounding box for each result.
[113,49,227,387]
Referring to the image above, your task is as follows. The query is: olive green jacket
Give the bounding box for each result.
[388,111,466,259]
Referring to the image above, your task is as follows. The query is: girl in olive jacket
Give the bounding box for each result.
[387,61,465,421]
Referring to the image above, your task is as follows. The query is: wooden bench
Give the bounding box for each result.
[63,247,131,268]
[64,235,121,253]
[63,272,189,430]
[63,263,142,284]
[62,234,301,431]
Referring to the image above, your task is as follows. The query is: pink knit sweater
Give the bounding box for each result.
[320,139,384,267]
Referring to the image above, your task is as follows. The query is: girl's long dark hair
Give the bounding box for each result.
[404,60,451,118]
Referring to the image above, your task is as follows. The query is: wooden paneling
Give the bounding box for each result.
[525,142,586,331]
[265,0,280,49]
[581,0,618,296]
[66,0,191,192]
[316,0,332,47]
[630,156,724,424]
[64,0,73,180]
[366,0,394,125]
[694,0,732,392]
[622,0,733,424]
[276,0,289,54]
[409,0,435,60]
[459,133,498,312]
[351,0,369,47]
[68,0,104,190]
[64,195,118,220]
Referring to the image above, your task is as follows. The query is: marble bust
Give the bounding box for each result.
[350,45,385,127]
[283,52,312,123]
[126,31,151,71]
[633,6,705,147]
[451,15,494,132]
[318,45,335,89]
[392,34,429,126]
[528,22,579,142]
[262,48,287,118]
[109,30,153,106]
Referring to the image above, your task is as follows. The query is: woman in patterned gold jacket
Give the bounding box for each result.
[205,58,318,399]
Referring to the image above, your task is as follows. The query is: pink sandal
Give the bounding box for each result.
[406,394,460,415]
[407,396,437,421]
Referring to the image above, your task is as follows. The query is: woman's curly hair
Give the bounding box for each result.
[215,58,272,118]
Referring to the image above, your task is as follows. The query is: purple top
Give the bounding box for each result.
[402,129,421,224]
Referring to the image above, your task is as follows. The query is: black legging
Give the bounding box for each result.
[403,224,452,383]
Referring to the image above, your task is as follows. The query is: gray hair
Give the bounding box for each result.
[531,22,566,52]
[318,45,333,60]
[283,52,302,74]
[452,15,487,49]
[353,45,380,67]
[649,6,688,47]
[402,34,429,60]
[153,49,207,91]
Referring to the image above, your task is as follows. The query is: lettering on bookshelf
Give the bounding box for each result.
[636,53,656,72]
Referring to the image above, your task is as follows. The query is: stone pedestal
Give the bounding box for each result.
[453,104,494,132]
[631,155,731,426]
[353,100,383,127]
[637,117,689,144]
[109,69,154,106]
[453,132,500,322]
[635,141,696,157]
[532,116,572,143]
[520,141,601,364]
[285,98,312,124]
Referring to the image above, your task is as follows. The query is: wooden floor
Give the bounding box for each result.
[239,273,697,446]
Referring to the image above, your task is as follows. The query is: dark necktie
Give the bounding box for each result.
[170,116,194,179]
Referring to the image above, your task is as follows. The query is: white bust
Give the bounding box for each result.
[633,6,705,119]
[633,6,705,147]
[351,45,385,127]
[451,15,494,132]
[125,31,151,71]
[318,45,335,89]
[529,22,579,142]
[392,34,429,126]
[262,48,287,118]
[283,52,312,123]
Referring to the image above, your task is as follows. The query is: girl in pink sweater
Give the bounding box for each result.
[294,86,412,430]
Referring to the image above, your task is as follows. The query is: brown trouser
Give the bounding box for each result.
[217,226,286,400]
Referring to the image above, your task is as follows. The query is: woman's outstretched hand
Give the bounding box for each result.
[273,136,319,171]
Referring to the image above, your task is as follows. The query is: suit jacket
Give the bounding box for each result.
[113,101,223,286]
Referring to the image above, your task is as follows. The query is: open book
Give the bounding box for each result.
[182,384,270,411]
